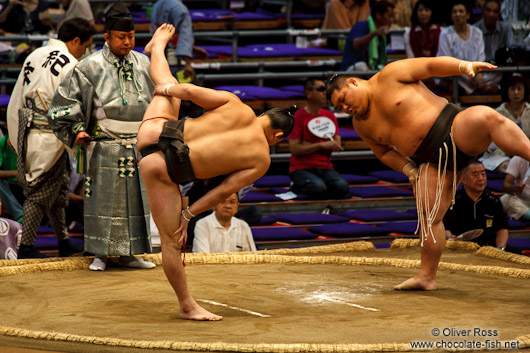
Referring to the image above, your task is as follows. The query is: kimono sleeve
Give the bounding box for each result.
[48,66,94,148]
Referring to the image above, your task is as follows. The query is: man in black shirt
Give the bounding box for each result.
[444,161,509,249]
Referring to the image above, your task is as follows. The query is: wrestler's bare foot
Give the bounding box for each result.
[394,277,437,291]
[180,303,223,321]
[144,23,176,55]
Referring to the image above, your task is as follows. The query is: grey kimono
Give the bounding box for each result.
[49,44,155,256]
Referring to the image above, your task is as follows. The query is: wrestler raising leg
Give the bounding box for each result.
[395,107,530,290]
[139,24,222,321]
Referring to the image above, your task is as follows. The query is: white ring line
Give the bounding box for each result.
[197,299,271,318]
[321,297,379,312]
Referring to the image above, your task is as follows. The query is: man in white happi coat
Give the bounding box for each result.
[7,18,95,259]
[49,3,156,271]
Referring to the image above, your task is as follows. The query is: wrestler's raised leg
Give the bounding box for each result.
[143,23,181,120]
[395,164,464,290]
[453,106,530,161]
[139,155,222,321]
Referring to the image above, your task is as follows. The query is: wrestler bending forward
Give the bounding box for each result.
[327,57,530,291]
[138,24,293,320]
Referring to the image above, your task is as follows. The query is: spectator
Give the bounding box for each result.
[289,78,349,200]
[390,0,416,28]
[7,18,94,259]
[49,3,156,271]
[185,178,262,251]
[437,0,486,94]
[322,0,369,30]
[480,75,530,172]
[340,0,395,71]
[319,0,369,49]
[500,0,530,23]
[0,135,23,222]
[0,199,23,260]
[404,0,441,58]
[443,161,512,251]
[0,0,51,34]
[192,193,256,253]
[497,75,530,134]
[501,156,530,222]
[474,0,513,64]
[55,0,95,30]
[150,0,207,80]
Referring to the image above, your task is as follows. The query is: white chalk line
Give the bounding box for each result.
[197,299,271,318]
[321,297,379,312]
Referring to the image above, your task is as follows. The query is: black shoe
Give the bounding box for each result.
[58,239,84,257]
[18,244,47,259]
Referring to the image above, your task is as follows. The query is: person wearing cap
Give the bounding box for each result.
[49,3,156,271]
[7,18,95,259]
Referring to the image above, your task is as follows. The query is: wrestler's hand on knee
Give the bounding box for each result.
[174,215,189,246]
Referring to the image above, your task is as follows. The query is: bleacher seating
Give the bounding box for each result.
[2,1,530,258]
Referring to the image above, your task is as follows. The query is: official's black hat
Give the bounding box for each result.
[105,2,134,32]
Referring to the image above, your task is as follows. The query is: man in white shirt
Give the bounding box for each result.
[193,193,256,253]
[501,156,530,221]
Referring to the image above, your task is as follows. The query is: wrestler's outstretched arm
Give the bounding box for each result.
[174,163,269,245]
[155,82,238,111]
[382,56,497,83]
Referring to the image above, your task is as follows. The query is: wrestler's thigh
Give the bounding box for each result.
[143,95,181,121]
[452,106,496,156]
[417,164,464,223]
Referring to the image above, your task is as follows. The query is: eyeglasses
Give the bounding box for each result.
[220,200,238,206]
[314,86,326,92]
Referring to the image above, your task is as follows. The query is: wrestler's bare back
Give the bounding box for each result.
[349,70,450,157]
[138,101,271,179]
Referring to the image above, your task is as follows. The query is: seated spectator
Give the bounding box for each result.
[501,156,530,222]
[0,198,23,260]
[480,75,530,172]
[437,0,486,94]
[474,0,513,92]
[390,0,416,28]
[340,0,395,71]
[322,0,369,30]
[319,0,369,49]
[185,177,261,252]
[0,135,23,222]
[500,0,530,23]
[500,0,530,47]
[404,0,441,58]
[192,193,256,253]
[474,0,513,64]
[496,75,530,131]
[288,78,349,200]
[55,0,95,30]
[0,0,51,35]
[444,161,520,254]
